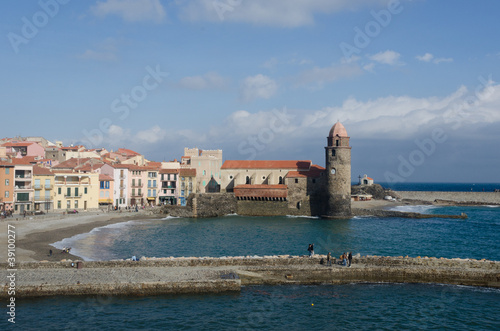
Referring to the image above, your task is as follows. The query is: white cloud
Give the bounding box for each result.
[240,74,278,102]
[178,72,228,90]
[135,125,167,143]
[91,0,166,23]
[433,57,454,64]
[179,0,392,27]
[416,53,454,64]
[416,53,434,62]
[368,50,404,66]
[293,64,363,88]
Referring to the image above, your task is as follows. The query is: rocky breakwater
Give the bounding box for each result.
[352,208,468,219]
[1,255,498,298]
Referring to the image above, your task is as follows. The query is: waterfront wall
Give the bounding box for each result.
[396,191,500,204]
[2,256,498,298]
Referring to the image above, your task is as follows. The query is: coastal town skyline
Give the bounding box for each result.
[2,1,500,183]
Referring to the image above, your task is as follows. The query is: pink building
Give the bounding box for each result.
[2,142,45,158]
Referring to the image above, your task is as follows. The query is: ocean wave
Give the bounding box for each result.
[161,215,181,220]
[286,215,320,219]
[387,205,436,214]
[224,213,239,217]
[50,220,141,261]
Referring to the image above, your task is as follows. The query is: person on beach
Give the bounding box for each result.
[326,252,331,266]
[343,252,347,266]
[49,249,52,257]
[348,252,352,267]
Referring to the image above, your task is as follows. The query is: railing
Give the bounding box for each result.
[131,184,142,188]
[45,184,53,190]
[15,175,31,179]
[15,185,32,190]
[64,194,82,198]
[34,185,43,190]
[148,185,157,189]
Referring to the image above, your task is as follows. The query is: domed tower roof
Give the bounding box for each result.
[328,121,348,138]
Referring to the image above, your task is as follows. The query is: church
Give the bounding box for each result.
[220,121,352,218]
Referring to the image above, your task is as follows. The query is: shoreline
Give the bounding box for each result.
[1,211,160,263]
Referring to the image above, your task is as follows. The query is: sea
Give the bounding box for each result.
[13,183,500,330]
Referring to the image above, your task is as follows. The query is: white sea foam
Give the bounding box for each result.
[50,220,141,261]
[224,213,239,217]
[161,215,181,220]
[286,215,320,219]
[387,205,436,214]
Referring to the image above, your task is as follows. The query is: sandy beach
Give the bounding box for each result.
[0,211,159,263]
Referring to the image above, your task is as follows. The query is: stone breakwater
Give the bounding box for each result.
[396,191,500,205]
[2,256,498,298]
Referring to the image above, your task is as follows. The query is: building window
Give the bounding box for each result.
[5,191,9,198]
[203,170,206,176]
[67,201,71,209]
[75,200,78,209]
[67,188,71,197]
[100,181,105,189]
[295,179,299,184]
[84,188,87,194]
[336,140,339,147]
[5,168,9,174]
[58,188,61,195]
[246,176,250,184]
[4,179,8,186]
[279,177,283,185]
[171,189,174,194]
[58,201,61,209]
[312,179,316,184]
[106,181,109,189]
[332,150,336,157]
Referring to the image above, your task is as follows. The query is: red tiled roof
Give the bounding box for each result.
[286,164,325,178]
[221,160,312,170]
[159,169,180,174]
[33,165,54,176]
[10,157,36,165]
[52,158,95,169]
[99,174,114,181]
[2,142,35,147]
[117,148,140,156]
[180,168,196,177]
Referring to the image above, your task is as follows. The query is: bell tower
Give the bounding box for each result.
[324,121,351,218]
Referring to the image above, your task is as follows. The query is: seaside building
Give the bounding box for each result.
[113,165,130,208]
[53,170,99,211]
[146,165,160,206]
[128,165,144,207]
[99,174,114,210]
[325,121,352,218]
[0,161,15,213]
[179,168,196,206]
[13,160,34,214]
[1,141,45,158]
[32,165,54,213]
[181,148,222,193]
[359,174,374,186]
[159,169,179,205]
[217,121,352,217]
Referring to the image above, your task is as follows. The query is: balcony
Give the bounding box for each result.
[148,185,157,189]
[15,184,32,190]
[34,184,43,190]
[130,193,143,198]
[131,184,142,188]
[45,184,53,190]
[64,194,82,198]
[15,174,32,180]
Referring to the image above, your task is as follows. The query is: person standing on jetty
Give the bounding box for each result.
[308,244,314,257]
[326,252,332,266]
[348,252,352,267]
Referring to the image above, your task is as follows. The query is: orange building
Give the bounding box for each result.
[0,161,15,213]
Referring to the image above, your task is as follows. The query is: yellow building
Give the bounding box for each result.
[53,170,99,211]
[33,165,55,213]
[179,168,197,206]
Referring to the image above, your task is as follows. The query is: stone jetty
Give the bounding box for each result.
[2,255,499,298]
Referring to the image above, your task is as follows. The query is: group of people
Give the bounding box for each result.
[323,251,353,267]
[0,210,13,218]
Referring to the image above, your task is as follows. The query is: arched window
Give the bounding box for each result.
[246,176,250,184]
[279,176,283,184]
[336,139,340,147]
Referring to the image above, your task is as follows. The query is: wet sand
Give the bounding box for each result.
[0,211,158,262]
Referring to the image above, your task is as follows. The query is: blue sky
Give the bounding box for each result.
[1,0,500,184]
